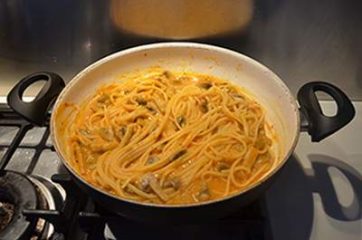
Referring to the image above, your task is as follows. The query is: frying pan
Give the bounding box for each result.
[7,43,355,223]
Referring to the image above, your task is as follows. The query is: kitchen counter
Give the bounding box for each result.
[1,0,362,99]
[265,101,362,240]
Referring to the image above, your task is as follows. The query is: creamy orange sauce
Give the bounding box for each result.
[60,68,275,205]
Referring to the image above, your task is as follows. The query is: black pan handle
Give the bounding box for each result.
[7,72,65,126]
[297,81,355,142]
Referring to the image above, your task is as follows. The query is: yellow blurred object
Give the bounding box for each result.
[110,0,253,39]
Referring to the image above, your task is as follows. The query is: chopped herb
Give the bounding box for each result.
[198,82,212,90]
[115,126,127,140]
[86,156,97,170]
[75,139,85,146]
[176,116,186,127]
[215,161,230,172]
[120,127,127,136]
[139,174,156,193]
[200,100,208,113]
[146,106,156,113]
[97,94,110,103]
[170,149,187,161]
[124,185,135,194]
[162,71,173,79]
[146,155,159,165]
[163,178,181,190]
[212,127,218,134]
[196,184,210,201]
[79,129,91,136]
[135,97,147,106]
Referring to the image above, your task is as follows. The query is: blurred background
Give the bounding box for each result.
[0,0,361,98]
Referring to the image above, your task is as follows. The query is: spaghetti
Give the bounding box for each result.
[64,68,275,204]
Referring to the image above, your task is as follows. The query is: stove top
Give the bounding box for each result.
[0,104,272,240]
[1,101,361,240]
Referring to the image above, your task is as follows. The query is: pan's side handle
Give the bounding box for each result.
[7,72,65,126]
[297,82,355,142]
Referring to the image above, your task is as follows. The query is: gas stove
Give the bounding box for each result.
[0,104,271,240]
[0,100,361,240]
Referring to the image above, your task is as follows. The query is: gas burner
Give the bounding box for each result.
[0,171,65,240]
[0,170,39,239]
[28,175,66,239]
[0,201,14,232]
